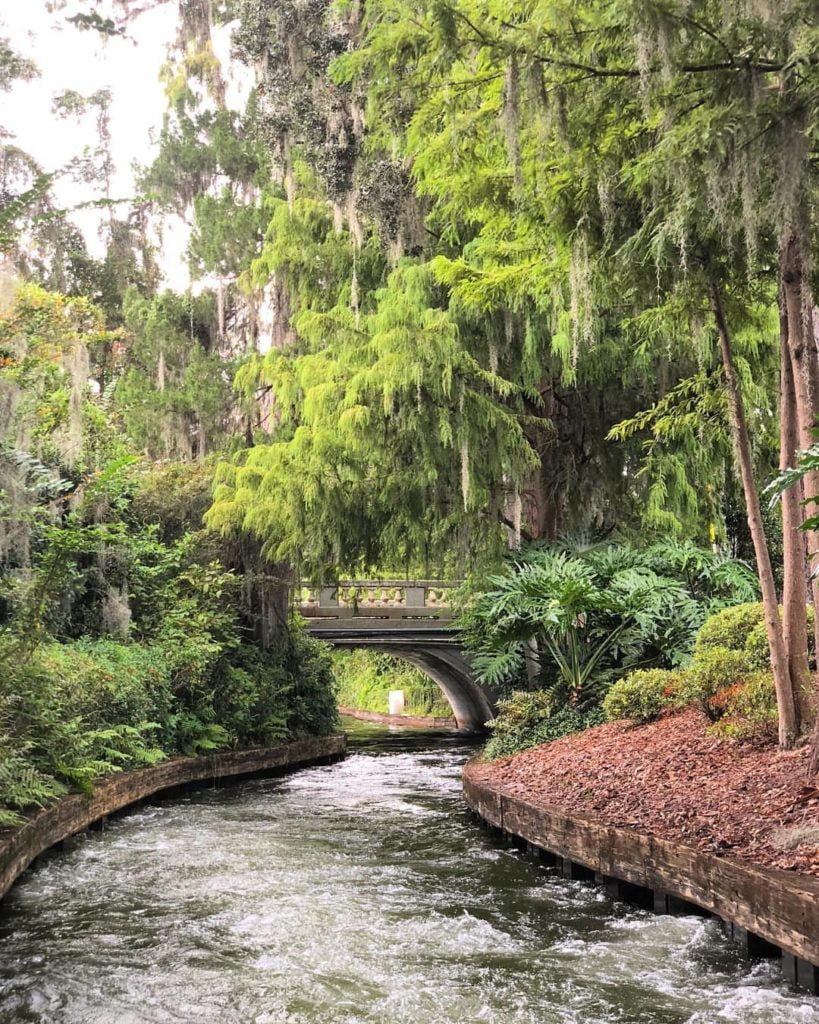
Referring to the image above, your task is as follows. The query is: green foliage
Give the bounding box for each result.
[0,297,339,823]
[0,342,337,827]
[209,257,533,575]
[676,604,788,737]
[462,540,757,703]
[678,647,756,724]
[770,439,819,536]
[0,283,129,472]
[333,650,452,718]
[694,603,765,656]
[602,669,683,724]
[127,461,213,543]
[708,671,778,741]
[116,289,233,461]
[66,13,124,37]
[0,616,338,822]
[6,0,818,810]
[323,0,798,549]
[0,38,38,91]
[695,601,814,670]
[483,690,604,761]
[469,543,760,760]
[0,23,350,830]
[603,603,788,738]
[273,625,339,739]
[0,637,168,812]
[0,758,65,826]
[141,105,267,215]
[36,639,174,729]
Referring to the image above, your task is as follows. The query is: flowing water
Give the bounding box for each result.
[1,719,819,1024]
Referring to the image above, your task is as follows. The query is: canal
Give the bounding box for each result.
[1,719,818,1023]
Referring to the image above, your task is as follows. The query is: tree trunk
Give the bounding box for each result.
[781,237,819,681]
[197,419,207,463]
[217,276,226,342]
[710,281,798,748]
[522,386,560,540]
[780,303,811,729]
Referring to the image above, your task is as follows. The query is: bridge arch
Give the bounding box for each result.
[297,580,495,732]
[328,639,493,732]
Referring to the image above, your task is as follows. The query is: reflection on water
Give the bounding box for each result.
[0,717,817,1023]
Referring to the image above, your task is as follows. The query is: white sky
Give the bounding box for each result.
[1,0,186,278]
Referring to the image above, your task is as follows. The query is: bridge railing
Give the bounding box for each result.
[297,580,462,620]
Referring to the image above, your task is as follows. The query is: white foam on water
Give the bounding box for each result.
[1,735,818,1024]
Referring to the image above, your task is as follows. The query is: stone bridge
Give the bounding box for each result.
[297,581,495,732]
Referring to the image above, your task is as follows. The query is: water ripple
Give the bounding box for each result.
[0,724,817,1024]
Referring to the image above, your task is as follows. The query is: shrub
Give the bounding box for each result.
[491,689,555,726]
[708,671,777,740]
[678,647,755,722]
[40,639,174,730]
[744,622,770,670]
[602,669,682,723]
[694,603,764,656]
[0,618,339,824]
[744,606,815,670]
[483,690,603,760]
[663,605,789,738]
[463,541,759,703]
[270,626,339,739]
[0,636,169,822]
[127,455,213,543]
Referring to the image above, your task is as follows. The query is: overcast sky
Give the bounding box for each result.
[2,1,183,270]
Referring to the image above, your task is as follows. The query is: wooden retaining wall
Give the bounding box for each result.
[0,734,346,901]
[463,763,819,993]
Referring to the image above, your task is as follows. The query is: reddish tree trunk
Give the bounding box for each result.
[780,304,811,729]
[710,282,797,748]
[781,239,819,692]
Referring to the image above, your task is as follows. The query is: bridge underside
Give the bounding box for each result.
[308,623,495,732]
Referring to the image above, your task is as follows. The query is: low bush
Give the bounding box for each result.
[483,690,604,760]
[697,602,815,671]
[0,637,170,825]
[744,607,816,670]
[694,603,764,656]
[744,622,771,670]
[0,619,338,827]
[602,669,682,723]
[708,670,777,740]
[676,603,813,736]
[275,628,340,739]
[38,639,175,731]
[678,646,755,722]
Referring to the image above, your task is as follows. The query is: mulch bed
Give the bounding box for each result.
[469,709,819,876]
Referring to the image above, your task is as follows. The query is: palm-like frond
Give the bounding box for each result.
[462,540,759,701]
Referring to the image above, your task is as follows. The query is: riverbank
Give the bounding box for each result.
[0,734,346,901]
[338,706,458,729]
[4,726,817,1023]
[467,709,819,876]
[464,709,819,989]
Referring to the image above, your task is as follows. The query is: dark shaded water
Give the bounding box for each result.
[1,718,818,1023]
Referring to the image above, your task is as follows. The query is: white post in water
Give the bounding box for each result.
[388,690,405,717]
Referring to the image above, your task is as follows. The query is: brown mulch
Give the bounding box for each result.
[469,709,819,876]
